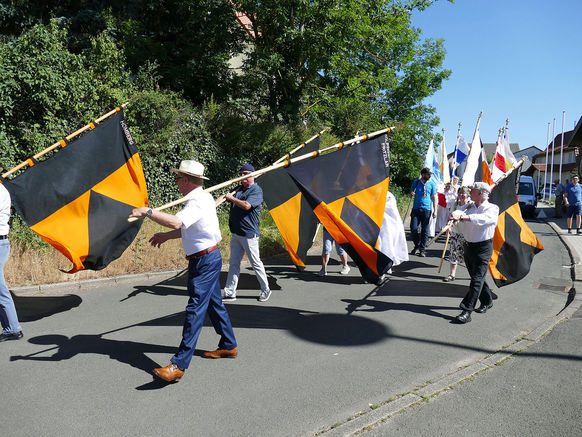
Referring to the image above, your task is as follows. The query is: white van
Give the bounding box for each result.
[518,175,538,218]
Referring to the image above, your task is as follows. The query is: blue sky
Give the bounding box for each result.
[412,0,582,153]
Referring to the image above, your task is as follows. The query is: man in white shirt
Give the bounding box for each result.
[130,160,237,382]
[0,183,23,342]
[449,182,499,324]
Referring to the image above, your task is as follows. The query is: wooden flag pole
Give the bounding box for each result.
[426,222,453,248]
[128,127,394,222]
[438,230,451,273]
[215,129,326,208]
[273,129,326,165]
[2,102,130,179]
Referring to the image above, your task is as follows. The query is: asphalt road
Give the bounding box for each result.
[1,218,579,437]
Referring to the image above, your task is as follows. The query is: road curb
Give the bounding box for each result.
[11,269,186,296]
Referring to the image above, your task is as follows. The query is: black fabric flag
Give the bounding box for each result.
[285,134,392,283]
[488,169,543,287]
[3,110,149,273]
[259,136,320,270]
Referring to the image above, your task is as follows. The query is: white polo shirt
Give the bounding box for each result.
[0,183,10,236]
[460,200,499,243]
[175,187,222,256]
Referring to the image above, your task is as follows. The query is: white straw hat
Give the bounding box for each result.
[171,160,209,180]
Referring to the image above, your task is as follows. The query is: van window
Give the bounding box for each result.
[519,182,534,196]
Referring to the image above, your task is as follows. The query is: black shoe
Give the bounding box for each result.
[475,302,493,313]
[454,310,472,324]
[410,247,418,255]
[375,274,388,286]
[568,229,572,233]
[0,331,23,342]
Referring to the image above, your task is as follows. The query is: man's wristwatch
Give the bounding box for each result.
[146,208,153,218]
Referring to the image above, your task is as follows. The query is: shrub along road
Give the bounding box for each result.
[2,216,579,436]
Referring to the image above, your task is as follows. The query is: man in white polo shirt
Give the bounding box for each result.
[449,182,499,324]
[130,160,237,382]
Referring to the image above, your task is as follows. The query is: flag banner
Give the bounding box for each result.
[424,138,442,183]
[259,136,320,269]
[491,129,517,182]
[488,169,544,287]
[452,133,469,176]
[462,129,492,186]
[438,135,450,184]
[286,134,393,283]
[3,110,149,273]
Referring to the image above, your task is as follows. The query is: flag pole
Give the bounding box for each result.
[452,122,461,177]
[215,129,325,208]
[559,111,565,186]
[273,129,326,165]
[1,103,130,179]
[549,118,556,201]
[129,127,394,222]
[543,122,550,201]
[438,230,450,273]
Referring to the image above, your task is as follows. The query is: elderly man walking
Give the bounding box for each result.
[130,160,237,382]
[221,164,271,302]
[448,182,499,324]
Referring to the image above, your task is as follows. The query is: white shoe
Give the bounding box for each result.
[317,268,327,277]
[223,291,236,301]
[258,289,271,302]
[340,265,351,275]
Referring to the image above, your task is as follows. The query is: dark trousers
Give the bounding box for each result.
[460,240,494,312]
[171,249,237,369]
[410,208,431,252]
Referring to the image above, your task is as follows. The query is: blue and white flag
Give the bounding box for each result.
[451,133,470,176]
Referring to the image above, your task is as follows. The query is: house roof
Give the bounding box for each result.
[533,116,582,158]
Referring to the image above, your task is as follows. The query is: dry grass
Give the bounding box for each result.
[5,207,287,288]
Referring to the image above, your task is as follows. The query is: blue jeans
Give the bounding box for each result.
[0,240,21,334]
[171,249,237,369]
[322,229,345,256]
[410,208,431,252]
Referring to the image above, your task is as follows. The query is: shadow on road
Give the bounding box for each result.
[121,269,282,302]
[12,291,82,322]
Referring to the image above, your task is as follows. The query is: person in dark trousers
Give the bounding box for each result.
[409,167,437,257]
[448,182,499,324]
[129,160,237,382]
[563,175,582,234]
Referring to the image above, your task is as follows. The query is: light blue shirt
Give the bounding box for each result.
[565,183,582,206]
[411,179,436,210]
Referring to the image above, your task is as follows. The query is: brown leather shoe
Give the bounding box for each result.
[203,347,238,359]
[153,363,184,382]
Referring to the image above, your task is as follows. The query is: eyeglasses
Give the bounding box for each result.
[239,172,252,177]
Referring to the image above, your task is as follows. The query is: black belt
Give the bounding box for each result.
[0,235,7,240]
[186,245,218,260]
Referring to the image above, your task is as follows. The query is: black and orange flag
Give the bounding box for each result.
[488,167,543,287]
[259,136,320,270]
[285,134,392,283]
[3,110,148,273]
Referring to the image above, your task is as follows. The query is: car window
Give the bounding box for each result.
[519,182,534,195]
